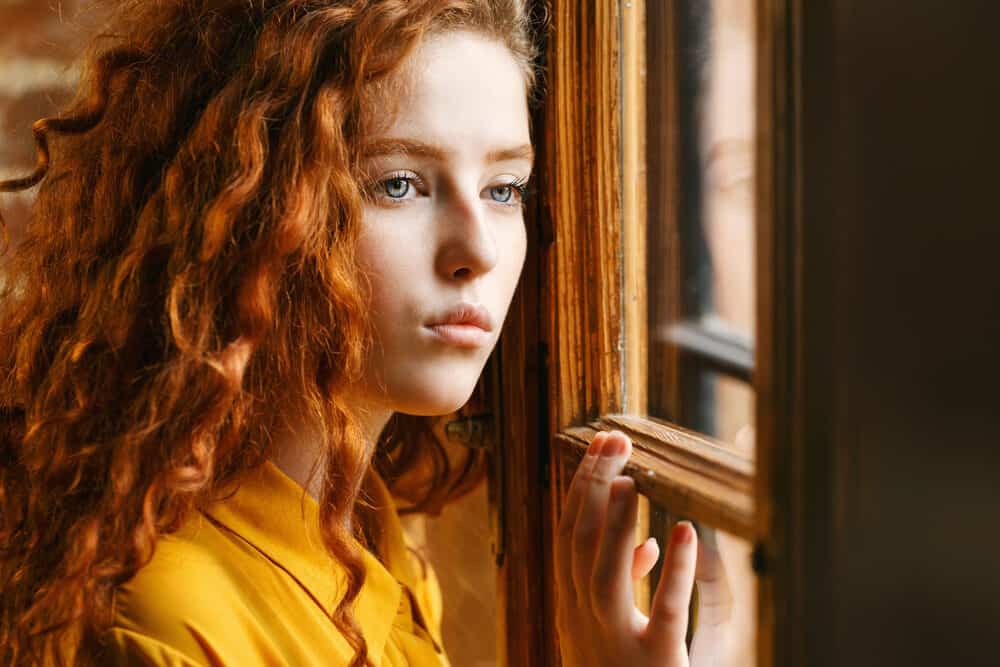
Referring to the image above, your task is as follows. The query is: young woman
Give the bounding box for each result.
[0,1,732,665]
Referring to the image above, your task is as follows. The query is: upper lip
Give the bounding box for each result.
[427,303,495,332]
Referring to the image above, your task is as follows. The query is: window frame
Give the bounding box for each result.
[494,1,802,665]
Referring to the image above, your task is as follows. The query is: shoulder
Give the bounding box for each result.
[107,513,276,665]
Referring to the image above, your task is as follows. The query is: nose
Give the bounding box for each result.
[434,189,498,281]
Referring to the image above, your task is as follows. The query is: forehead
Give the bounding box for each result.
[367,31,531,160]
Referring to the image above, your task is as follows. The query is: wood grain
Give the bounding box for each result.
[545,0,624,430]
[621,0,651,615]
[754,1,793,665]
[556,416,755,541]
[623,0,648,417]
[541,2,626,665]
[492,1,552,662]
[646,0,684,424]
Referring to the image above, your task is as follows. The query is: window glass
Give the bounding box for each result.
[403,486,497,667]
[645,2,757,664]
[647,0,756,444]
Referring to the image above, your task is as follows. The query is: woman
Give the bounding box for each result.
[0,1,731,665]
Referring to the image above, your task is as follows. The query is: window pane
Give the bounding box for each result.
[401,485,497,667]
[645,509,757,667]
[710,371,755,454]
[702,0,756,341]
[647,0,757,430]
[644,3,757,664]
[705,526,757,666]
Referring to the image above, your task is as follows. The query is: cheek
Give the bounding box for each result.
[499,222,528,300]
[356,222,423,317]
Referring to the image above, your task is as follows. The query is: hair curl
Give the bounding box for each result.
[0,1,538,665]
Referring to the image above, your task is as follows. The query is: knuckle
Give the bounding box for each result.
[582,460,617,483]
[654,602,688,629]
[578,469,608,486]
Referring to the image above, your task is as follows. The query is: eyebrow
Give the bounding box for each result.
[361,138,535,165]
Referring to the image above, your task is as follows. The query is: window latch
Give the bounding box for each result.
[444,414,493,450]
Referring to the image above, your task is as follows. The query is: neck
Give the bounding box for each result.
[268,400,393,501]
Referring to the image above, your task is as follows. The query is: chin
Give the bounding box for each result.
[384,372,482,417]
[395,387,476,417]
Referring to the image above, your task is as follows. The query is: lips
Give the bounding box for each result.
[425,303,494,348]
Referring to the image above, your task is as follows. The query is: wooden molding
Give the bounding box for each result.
[555,414,755,540]
[544,0,625,431]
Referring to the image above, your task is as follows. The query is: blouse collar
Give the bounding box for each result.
[202,459,414,665]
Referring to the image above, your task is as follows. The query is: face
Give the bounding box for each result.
[353,31,532,416]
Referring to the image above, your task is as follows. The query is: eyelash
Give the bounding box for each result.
[373,172,532,207]
[504,176,532,205]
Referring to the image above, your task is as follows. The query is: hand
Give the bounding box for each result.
[555,431,733,667]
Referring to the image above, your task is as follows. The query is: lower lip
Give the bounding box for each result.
[426,324,491,348]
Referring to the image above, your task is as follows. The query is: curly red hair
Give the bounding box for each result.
[0,1,537,665]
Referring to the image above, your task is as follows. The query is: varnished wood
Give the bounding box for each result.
[495,270,548,667]
[754,0,797,664]
[642,0,686,621]
[491,3,555,665]
[555,415,755,541]
[492,2,552,661]
[621,0,652,616]
[545,0,625,431]
[646,0,684,424]
[623,0,648,417]
[541,2,626,665]
[524,0,772,664]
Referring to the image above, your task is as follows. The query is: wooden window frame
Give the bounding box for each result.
[494,0,803,665]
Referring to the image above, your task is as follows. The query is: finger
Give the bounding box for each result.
[555,431,608,610]
[645,521,698,651]
[571,432,632,604]
[689,531,733,663]
[590,475,639,628]
[693,527,733,628]
[632,537,659,582]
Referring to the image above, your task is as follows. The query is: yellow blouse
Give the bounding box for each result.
[102,460,451,667]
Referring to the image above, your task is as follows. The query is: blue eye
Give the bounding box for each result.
[383,177,411,199]
[490,185,514,203]
[486,178,530,206]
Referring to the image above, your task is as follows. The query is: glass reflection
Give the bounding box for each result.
[646,0,757,664]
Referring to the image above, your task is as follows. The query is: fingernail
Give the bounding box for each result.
[587,435,605,457]
[673,521,694,544]
[601,434,624,457]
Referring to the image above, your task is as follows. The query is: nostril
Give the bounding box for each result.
[453,267,472,280]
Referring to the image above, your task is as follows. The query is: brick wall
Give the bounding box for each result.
[0,0,104,246]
